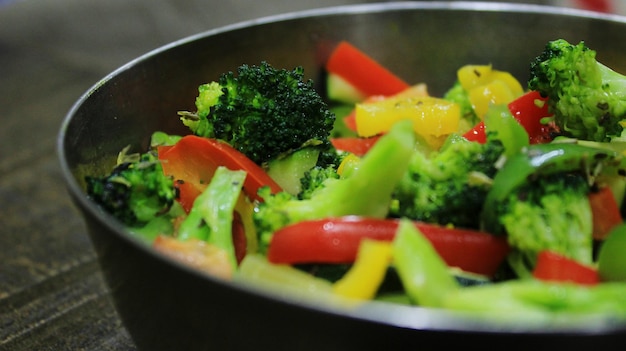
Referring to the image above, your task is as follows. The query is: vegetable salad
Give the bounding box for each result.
[85,39,626,322]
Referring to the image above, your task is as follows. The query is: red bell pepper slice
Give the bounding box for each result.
[343,111,357,132]
[342,95,388,134]
[330,136,381,157]
[326,41,410,97]
[463,121,487,144]
[172,179,202,213]
[589,186,623,240]
[158,135,282,206]
[508,90,553,144]
[267,216,510,277]
[463,91,553,144]
[532,250,599,286]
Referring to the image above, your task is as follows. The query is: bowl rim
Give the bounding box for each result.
[57,1,626,335]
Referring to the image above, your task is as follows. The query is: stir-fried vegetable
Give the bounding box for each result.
[85,41,626,321]
[266,216,509,277]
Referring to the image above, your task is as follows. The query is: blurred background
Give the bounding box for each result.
[0,1,624,350]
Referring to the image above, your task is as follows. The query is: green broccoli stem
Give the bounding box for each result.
[235,254,334,300]
[287,119,416,221]
[255,120,417,250]
[392,219,459,307]
[483,104,529,158]
[481,142,626,234]
[442,279,626,321]
[597,61,626,99]
[177,166,246,268]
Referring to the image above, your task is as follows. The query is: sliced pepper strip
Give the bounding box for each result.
[532,250,599,286]
[326,41,410,97]
[158,135,282,205]
[589,186,623,240]
[236,254,334,300]
[330,136,380,156]
[267,216,510,277]
[507,90,553,144]
[333,239,393,300]
[355,95,460,141]
[392,219,459,307]
[340,84,429,136]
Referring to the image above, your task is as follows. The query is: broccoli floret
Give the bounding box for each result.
[481,141,626,277]
[528,39,626,142]
[176,166,247,268]
[180,61,336,166]
[297,165,341,200]
[498,172,593,276]
[254,120,417,251]
[85,149,178,227]
[391,136,505,229]
[443,80,480,133]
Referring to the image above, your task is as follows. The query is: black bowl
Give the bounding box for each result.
[58,2,626,350]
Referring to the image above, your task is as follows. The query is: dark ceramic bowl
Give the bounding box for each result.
[58,2,626,350]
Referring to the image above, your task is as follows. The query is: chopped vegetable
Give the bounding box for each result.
[589,186,623,240]
[457,64,524,119]
[482,142,626,236]
[532,250,599,286]
[498,173,594,276]
[506,90,553,144]
[462,91,553,144]
[180,61,336,166]
[86,149,178,228]
[442,279,626,319]
[254,120,416,251]
[236,254,334,299]
[333,239,393,300]
[598,223,626,282]
[325,41,410,98]
[158,135,282,204]
[355,95,460,146]
[528,39,626,142]
[265,147,321,195]
[153,236,234,279]
[326,73,368,104]
[392,219,459,307]
[393,133,505,230]
[330,136,380,156]
[266,216,509,276]
[176,166,246,268]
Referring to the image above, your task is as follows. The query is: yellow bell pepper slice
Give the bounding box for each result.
[468,79,519,119]
[333,239,393,300]
[337,153,361,177]
[355,95,460,141]
[458,65,495,90]
[458,65,523,94]
[235,192,258,255]
[457,64,524,120]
